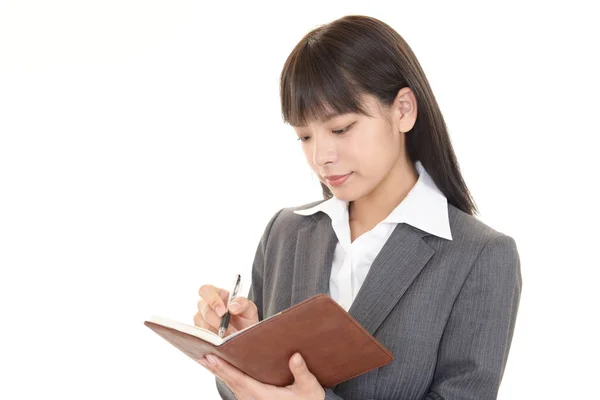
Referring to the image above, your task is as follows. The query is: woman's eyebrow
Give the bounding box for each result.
[320,111,342,123]
[293,112,344,128]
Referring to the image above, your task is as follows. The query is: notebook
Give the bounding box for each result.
[144,294,394,388]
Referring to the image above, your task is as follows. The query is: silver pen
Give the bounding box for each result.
[218,274,242,338]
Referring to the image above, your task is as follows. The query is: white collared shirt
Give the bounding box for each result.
[293,160,453,311]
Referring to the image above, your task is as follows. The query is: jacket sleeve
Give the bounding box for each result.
[324,388,344,399]
[324,234,522,400]
[216,208,285,400]
[423,233,522,400]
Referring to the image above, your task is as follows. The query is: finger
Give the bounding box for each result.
[197,297,228,314]
[227,296,259,321]
[202,355,265,397]
[288,353,321,392]
[217,287,230,304]
[198,284,228,317]
[197,303,239,336]
[199,301,222,330]
[199,285,232,310]
[193,312,217,333]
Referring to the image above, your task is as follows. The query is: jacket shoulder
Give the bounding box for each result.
[278,198,328,221]
[447,203,517,247]
[264,199,328,242]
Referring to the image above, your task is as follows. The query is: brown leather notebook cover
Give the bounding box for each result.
[144,294,393,387]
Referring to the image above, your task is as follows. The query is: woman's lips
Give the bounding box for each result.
[325,172,353,186]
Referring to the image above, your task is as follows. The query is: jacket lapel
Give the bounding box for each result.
[348,223,435,335]
[292,212,436,335]
[291,214,337,305]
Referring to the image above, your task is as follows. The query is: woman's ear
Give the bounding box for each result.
[393,87,418,134]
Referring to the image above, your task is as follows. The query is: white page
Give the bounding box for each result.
[147,310,284,346]
[146,315,259,346]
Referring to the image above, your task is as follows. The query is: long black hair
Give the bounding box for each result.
[279,15,478,216]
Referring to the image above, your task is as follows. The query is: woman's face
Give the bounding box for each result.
[292,90,417,202]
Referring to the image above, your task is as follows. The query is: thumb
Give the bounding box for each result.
[227,297,258,321]
[289,353,319,389]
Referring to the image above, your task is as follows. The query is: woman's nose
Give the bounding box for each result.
[312,134,338,166]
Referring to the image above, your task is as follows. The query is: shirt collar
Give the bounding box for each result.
[293,160,453,240]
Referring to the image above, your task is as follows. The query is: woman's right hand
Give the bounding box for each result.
[194,284,259,338]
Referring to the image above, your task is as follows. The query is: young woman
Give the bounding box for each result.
[194,15,522,400]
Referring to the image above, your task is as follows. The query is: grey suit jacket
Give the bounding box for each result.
[216,200,522,400]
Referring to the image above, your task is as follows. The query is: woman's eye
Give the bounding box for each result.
[297,123,354,142]
[332,123,354,135]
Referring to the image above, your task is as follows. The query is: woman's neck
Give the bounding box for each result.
[348,157,418,231]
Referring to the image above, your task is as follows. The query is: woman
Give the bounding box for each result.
[194,14,522,400]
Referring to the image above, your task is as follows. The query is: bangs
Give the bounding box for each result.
[280,39,374,127]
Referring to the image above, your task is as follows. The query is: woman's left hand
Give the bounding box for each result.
[199,352,325,400]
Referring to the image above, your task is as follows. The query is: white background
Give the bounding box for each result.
[1,1,598,399]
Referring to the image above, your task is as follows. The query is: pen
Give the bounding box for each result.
[218,274,242,338]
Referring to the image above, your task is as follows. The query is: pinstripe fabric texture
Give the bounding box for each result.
[217,199,522,400]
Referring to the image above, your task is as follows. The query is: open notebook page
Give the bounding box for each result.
[147,311,282,346]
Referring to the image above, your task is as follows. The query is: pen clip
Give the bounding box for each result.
[226,275,242,307]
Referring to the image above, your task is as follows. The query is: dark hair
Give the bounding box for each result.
[279,15,479,216]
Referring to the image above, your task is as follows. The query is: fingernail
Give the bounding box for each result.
[199,359,208,367]
[216,306,226,317]
[229,302,240,312]
[206,355,218,366]
[293,353,303,366]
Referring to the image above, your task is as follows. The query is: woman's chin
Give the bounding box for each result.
[329,187,360,202]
